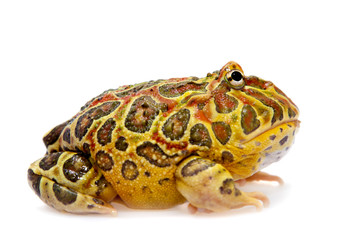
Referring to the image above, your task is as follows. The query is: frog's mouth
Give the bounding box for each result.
[237,120,300,155]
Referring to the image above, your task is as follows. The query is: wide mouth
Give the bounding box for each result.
[237,120,300,149]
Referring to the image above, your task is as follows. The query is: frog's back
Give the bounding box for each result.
[42,74,218,208]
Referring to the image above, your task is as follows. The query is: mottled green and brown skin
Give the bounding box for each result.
[28,61,299,214]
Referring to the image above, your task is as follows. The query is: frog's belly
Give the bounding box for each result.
[103,164,186,209]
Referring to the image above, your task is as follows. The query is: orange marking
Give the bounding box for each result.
[139,86,178,112]
[151,132,188,150]
[89,93,119,108]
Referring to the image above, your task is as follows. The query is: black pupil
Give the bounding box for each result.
[231,71,243,81]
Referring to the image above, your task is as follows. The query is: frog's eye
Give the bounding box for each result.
[225,70,245,89]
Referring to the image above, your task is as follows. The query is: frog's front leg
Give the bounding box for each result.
[175,156,269,213]
[28,151,118,215]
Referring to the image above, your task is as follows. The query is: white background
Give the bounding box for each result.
[1,0,359,239]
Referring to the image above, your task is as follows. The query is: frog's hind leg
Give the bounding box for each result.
[28,151,118,215]
[175,156,269,213]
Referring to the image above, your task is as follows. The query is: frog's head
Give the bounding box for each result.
[206,61,300,175]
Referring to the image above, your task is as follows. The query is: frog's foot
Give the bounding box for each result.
[28,151,118,215]
[176,156,269,213]
[235,171,284,186]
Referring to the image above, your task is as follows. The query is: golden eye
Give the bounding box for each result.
[225,70,245,89]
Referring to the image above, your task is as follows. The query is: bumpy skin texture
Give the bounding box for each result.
[28,61,300,214]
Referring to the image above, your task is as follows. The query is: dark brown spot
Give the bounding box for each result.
[43,121,69,147]
[63,128,71,144]
[144,171,151,177]
[97,118,116,146]
[221,151,234,164]
[27,169,42,197]
[63,154,92,182]
[219,178,235,195]
[75,101,120,140]
[39,152,62,171]
[162,109,190,140]
[136,141,177,167]
[121,160,139,180]
[82,142,91,155]
[279,136,288,146]
[53,183,77,205]
[269,135,276,140]
[94,176,110,196]
[159,81,208,98]
[95,151,114,171]
[93,101,121,119]
[125,96,160,133]
[181,158,215,177]
[115,136,128,151]
[212,122,232,145]
[93,198,105,206]
[75,114,93,140]
[189,123,212,148]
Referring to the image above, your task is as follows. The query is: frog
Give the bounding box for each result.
[27,61,300,215]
